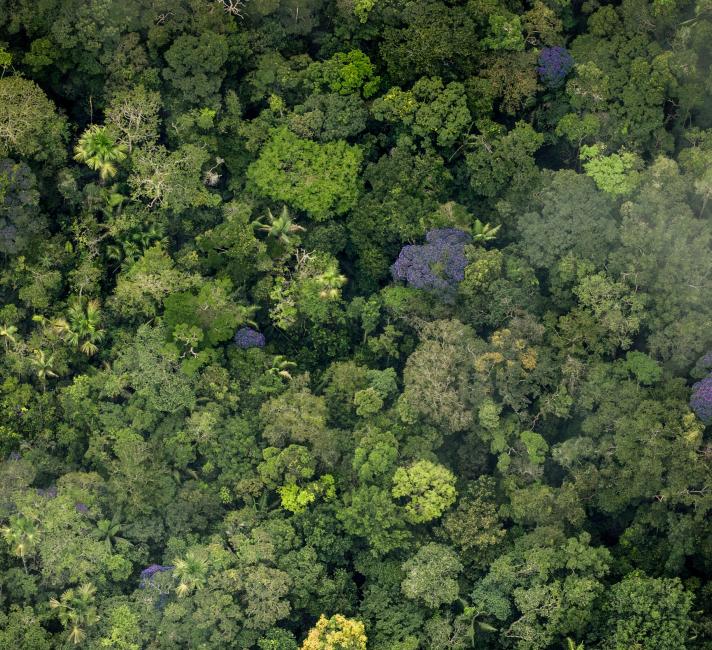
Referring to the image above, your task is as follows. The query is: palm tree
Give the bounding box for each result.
[252,206,305,245]
[315,267,347,300]
[67,297,105,356]
[93,517,132,551]
[0,322,17,348]
[50,583,97,645]
[53,297,105,356]
[30,349,58,389]
[472,219,501,244]
[269,355,297,380]
[173,550,208,597]
[1,515,38,573]
[74,125,127,181]
[565,639,584,650]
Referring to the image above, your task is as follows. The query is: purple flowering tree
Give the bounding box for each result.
[691,375,712,424]
[537,46,574,86]
[234,327,266,349]
[391,228,471,294]
[139,564,174,588]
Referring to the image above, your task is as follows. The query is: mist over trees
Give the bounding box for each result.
[1,0,712,648]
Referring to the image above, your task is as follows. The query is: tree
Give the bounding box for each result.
[260,380,337,465]
[609,157,712,370]
[371,77,471,148]
[129,144,219,211]
[301,614,367,650]
[163,278,253,347]
[337,485,411,555]
[247,127,362,220]
[309,50,380,98]
[399,319,482,433]
[379,1,478,83]
[579,144,642,196]
[93,516,131,551]
[74,125,127,181]
[471,532,610,650]
[163,32,229,108]
[392,460,457,524]
[442,477,506,568]
[105,84,161,152]
[517,170,617,270]
[112,324,197,414]
[29,349,59,390]
[0,606,52,650]
[0,158,43,256]
[0,76,67,167]
[466,121,543,200]
[401,543,462,608]
[597,572,693,650]
[109,245,199,321]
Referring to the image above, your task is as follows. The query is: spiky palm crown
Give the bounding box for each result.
[74,125,127,180]
[173,551,208,597]
[253,206,305,244]
[1,515,38,559]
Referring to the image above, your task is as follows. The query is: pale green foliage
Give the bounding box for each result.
[279,474,336,514]
[519,430,549,465]
[353,0,377,22]
[311,50,380,98]
[392,460,457,524]
[580,144,642,196]
[482,13,525,51]
[129,144,219,211]
[109,245,199,320]
[105,84,161,152]
[574,272,645,351]
[352,428,398,483]
[99,604,141,650]
[247,128,363,220]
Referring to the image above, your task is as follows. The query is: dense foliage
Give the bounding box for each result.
[1,1,712,648]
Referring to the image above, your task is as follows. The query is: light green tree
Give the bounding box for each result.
[392,460,457,524]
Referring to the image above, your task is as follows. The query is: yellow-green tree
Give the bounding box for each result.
[301,614,367,650]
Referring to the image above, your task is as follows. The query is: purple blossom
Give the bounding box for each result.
[234,327,266,349]
[537,46,574,86]
[691,375,712,424]
[391,228,471,294]
[140,564,174,588]
[75,502,89,515]
[9,451,21,461]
